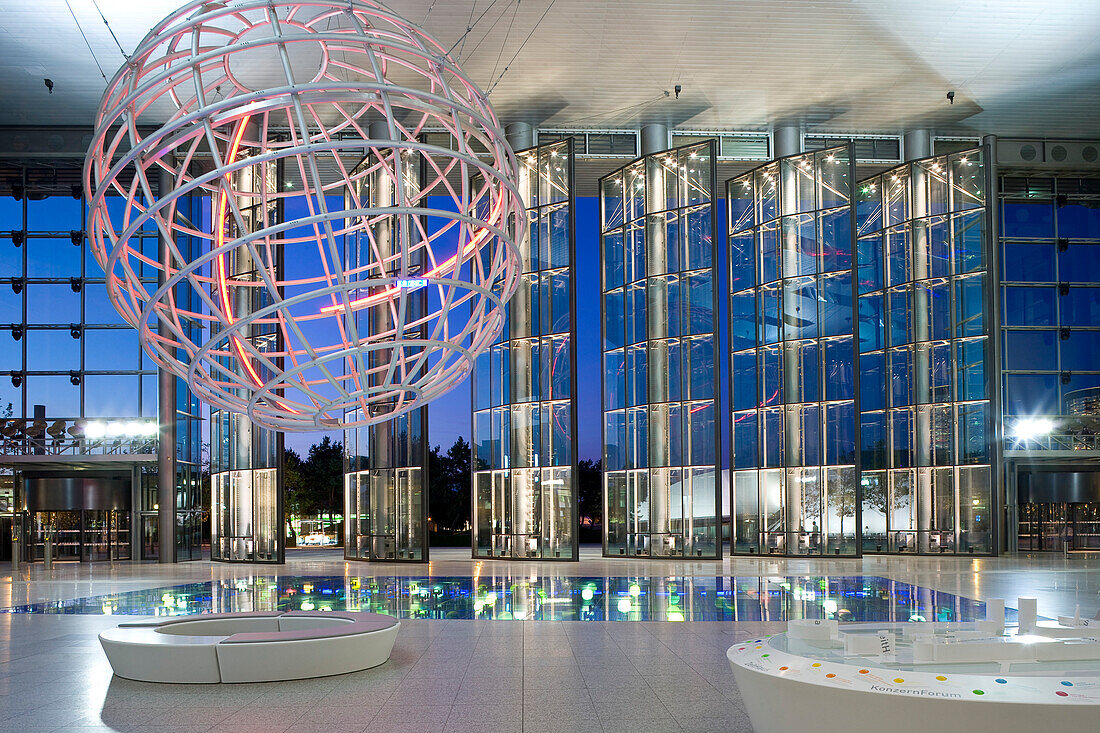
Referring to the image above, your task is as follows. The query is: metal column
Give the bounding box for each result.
[505,122,536,152]
[157,163,177,562]
[904,130,933,553]
[775,124,804,552]
[641,124,669,547]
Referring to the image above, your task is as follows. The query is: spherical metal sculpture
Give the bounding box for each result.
[85,0,524,431]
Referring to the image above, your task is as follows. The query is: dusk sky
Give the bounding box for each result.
[285,194,732,466]
[13,189,728,466]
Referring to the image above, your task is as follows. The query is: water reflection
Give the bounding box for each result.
[1,575,987,622]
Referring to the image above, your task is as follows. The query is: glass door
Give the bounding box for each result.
[1041,503,1067,550]
[82,511,110,562]
[112,510,131,560]
[1070,503,1100,551]
[32,511,82,561]
[141,513,159,560]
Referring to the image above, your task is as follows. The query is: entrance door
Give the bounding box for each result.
[1070,503,1100,551]
[82,511,110,562]
[31,511,82,561]
[1018,502,1100,551]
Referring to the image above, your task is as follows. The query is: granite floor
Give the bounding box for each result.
[1,547,1097,732]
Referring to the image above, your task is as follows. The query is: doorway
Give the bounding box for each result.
[29,510,132,562]
[1018,502,1100,551]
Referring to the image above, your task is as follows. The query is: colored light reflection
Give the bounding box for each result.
[2,575,994,624]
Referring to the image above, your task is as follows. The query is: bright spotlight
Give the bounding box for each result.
[1013,417,1053,441]
[84,421,106,440]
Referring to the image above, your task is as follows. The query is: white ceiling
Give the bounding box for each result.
[2,0,1099,137]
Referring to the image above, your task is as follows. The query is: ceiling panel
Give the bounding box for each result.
[1,0,1098,137]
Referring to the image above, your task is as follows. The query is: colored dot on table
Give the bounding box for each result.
[1061,681,1073,687]
[755,646,762,649]
[738,647,745,651]
[1056,691,1069,697]
[825,673,836,679]
[812,663,821,668]
[779,666,788,671]
[761,654,769,658]
[936,676,947,681]
[894,678,904,684]
[858,669,869,674]
[973,690,984,696]
[995,679,1007,684]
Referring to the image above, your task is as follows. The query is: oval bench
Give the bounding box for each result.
[99,610,399,683]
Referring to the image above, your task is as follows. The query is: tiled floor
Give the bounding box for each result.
[1,547,1097,732]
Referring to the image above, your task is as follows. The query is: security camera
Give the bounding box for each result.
[11,326,22,341]
[10,372,22,388]
[44,78,54,94]
[70,372,81,386]
[946,91,955,104]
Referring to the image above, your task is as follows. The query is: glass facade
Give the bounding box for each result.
[0,161,202,562]
[600,140,720,558]
[728,144,859,556]
[472,139,577,560]
[856,147,996,554]
[210,409,281,562]
[999,176,1100,425]
[208,148,284,564]
[344,150,428,562]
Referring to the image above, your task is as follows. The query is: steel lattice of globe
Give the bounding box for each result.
[84,0,524,432]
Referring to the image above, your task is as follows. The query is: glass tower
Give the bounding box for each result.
[344,147,428,563]
[856,147,997,554]
[728,144,859,556]
[208,147,284,564]
[472,139,577,560]
[600,140,720,558]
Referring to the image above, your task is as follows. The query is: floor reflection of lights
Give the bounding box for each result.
[1,575,994,623]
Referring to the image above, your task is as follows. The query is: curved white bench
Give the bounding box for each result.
[99,610,399,683]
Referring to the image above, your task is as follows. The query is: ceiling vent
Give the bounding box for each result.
[997,139,1100,168]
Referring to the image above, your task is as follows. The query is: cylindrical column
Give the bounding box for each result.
[644,129,669,547]
[983,133,1004,554]
[777,125,803,553]
[903,129,932,162]
[505,122,535,152]
[773,124,801,159]
[157,162,177,562]
[640,124,669,156]
[906,130,933,553]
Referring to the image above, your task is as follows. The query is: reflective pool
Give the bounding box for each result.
[1,575,994,622]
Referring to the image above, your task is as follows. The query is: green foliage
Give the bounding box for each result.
[427,436,471,532]
[578,458,602,526]
[284,436,344,521]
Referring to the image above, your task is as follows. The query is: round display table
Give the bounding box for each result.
[728,621,1100,733]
